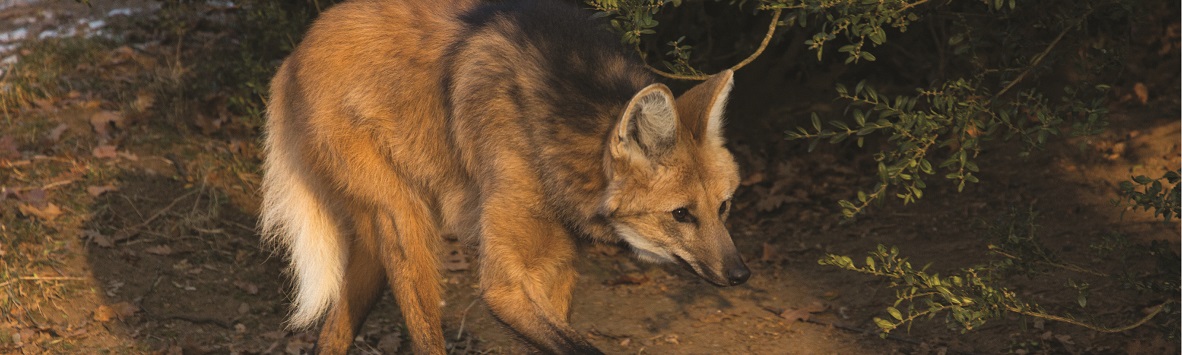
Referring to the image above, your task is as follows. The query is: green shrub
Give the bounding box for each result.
[1116,170,1181,222]
[586,0,1176,338]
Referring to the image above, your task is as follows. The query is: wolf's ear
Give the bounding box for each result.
[611,83,678,161]
[675,69,734,143]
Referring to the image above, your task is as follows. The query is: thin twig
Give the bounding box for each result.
[993,7,1094,98]
[646,9,783,81]
[898,0,932,12]
[1011,300,1173,333]
[41,179,77,190]
[113,189,199,241]
[21,276,85,281]
[455,298,482,341]
[224,219,259,234]
[160,314,233,329]
[0,276,88,288]
[8,178,77,192]
[987,247,1108,277]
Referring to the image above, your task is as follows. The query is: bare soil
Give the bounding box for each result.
[1,1,1178,354]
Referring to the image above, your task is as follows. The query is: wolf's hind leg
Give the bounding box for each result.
[314,215,386,354]
[374,188,447,355]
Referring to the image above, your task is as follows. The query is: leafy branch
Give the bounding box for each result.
[1114,170,1181,222]
[788,77,1107,217]
[781,0,1119,218]
[767,0,932,64]
[985,207,1109,277]
[820,244,1173,335]
[644,8,783,80]
[587,0,936,80]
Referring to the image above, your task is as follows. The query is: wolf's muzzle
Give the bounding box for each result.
[677,253,751,287]
[723,258,750,286]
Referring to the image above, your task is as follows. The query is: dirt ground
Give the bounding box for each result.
[1,1,1179,354]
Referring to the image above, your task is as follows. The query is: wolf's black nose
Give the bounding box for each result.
[726,265,751,286]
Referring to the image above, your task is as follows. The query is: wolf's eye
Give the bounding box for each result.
[671,208,694,223]
[718,200,730,216]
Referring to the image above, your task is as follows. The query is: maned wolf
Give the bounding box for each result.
[260,0,749,353]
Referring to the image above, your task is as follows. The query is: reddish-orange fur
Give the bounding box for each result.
[260,1,748,353]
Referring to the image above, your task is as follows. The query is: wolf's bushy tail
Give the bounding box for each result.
[259,79,346,328]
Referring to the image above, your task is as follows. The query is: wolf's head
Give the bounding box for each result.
[600,70,749,287]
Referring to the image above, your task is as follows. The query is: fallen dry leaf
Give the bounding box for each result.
[144,245,174,255]
[18,202,62,221]
[48,123,70,143]
[83,230,114,248]
[1054,334,1074,345]
[228,139,253,157]
[778,308,811,322]
[0,135,18,160]
[117,151,139,161]
[606,272,649,286]
[111,301,139,318]
[15,328,37,347]
[761,242,778,263]
[778,301,827,322]
[662,334,680,345]
[93,305,115,322]
[134,91,156,112]
[741,171,765,186]
[285,333,314,355]
[89,300,135,324]
[90,111,125,139]
[194,114,224,135]
[755,191,791,212]
[1133,82,1149,104]
[92,145,118,159]
[234,280,259,295]
[17,188,47,206]
[87,184,119,197]
[32,97,56,110]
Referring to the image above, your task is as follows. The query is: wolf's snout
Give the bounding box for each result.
[725,264,750,286]
[724,261,750,286]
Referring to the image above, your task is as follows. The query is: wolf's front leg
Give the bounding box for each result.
[477,198,602,354]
